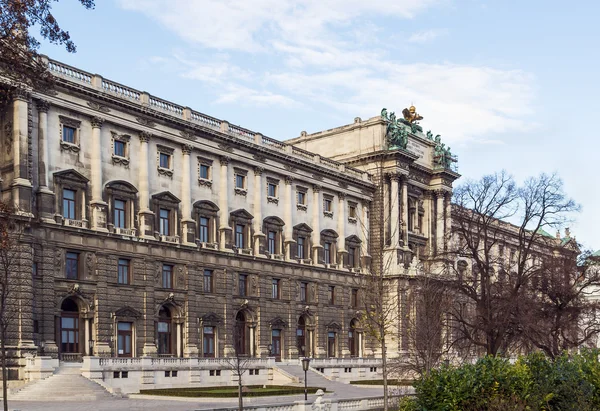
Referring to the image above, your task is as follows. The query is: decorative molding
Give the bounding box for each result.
[12,88,30,101]
[348,217,357,224]
[156,144,175,155]
[36,99,50,113]
[87,101,110,113]
[267,196,279,205]
[181,144,193,155]
[253,153,266,163]
[110,131,131,141]
[254,166,264,176]
[338,192,346,199]
[312,184,321,193]
[135,116,156,128]
[285,176,294,185]
[284,164,297,173]
[198,178,213,188]
[4,122,12,155]
[338,181,348,189]
[312,173,324,181]
[138,131,152,143]
[59,115,81,128]
[111,155,130,168]
[90,116,104,128]
[219,156,230,166]
[323,211,334,218]
[297,204,307,212]
[234,187,248,197]
[233,167,248,176]
[180,130,197,141]
[218,142,233,153]
[60,141,80,153]
[197,156,213,164]
[157,166,173,178]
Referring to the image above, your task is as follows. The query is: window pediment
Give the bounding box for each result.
[105,180,138,197]
[230,209,253,222]
[269,317,288,329]
[152,191,180,205]
[201,312,222,326]
[53,169,89,186]
[293,223,313,235]
[114,306,142,319]
[345,235,362,247]
[326,321,342,331]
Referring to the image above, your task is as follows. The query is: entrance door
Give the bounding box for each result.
[272,329,282,361]
[60,315,79,353]
[117,322,133,357]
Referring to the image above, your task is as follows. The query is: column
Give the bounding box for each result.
[181,144,195,244]
[337,192,347,262]
[36,100,55,222]
[358,332,363,358]
[218,156,232,250]
[401,177,409,248]
[445,192,452,251]
[90,117,108,231]
[176,323,182,357]
[423,191,432,255]
[249,326,255,357]
[360,201,370,258]
[138,132,154,238]
[283,176,295,260]
[389,174,400,248]
[311,185,322,264]
[11,89,33,213]
[84,318,90,355]
[252,167,265,255]
[436,191,445,255]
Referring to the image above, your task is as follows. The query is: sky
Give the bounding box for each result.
[39,0,600,251]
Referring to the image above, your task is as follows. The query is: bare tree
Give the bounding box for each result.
[223,315,252,411]
[0,0,95,108]
[444,171,580,356]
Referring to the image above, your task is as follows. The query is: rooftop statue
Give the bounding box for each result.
[433,134,457,170]
[381,108,408,150]
[402,105,423,124]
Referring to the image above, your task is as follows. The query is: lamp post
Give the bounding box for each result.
[268,343,273,357]
[301,357,310,401]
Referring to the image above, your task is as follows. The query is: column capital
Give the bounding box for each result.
[219,156,230,166]
[312,184,321,193]
[422,189,433,199]
[338,191,346,199]
[387,172,402,182]
[90,116,104,128]
[138,131,152,143]
[285,176,294,185]
[182,144,193,155]
[254,166,264,176]
[434,189,447,198]
[12,88,29,102]
[36,99,50,113]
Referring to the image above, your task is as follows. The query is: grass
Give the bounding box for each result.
[139,385,327,398]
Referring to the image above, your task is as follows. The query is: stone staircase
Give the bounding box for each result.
[10,362,113,401]
[275,364,343,392]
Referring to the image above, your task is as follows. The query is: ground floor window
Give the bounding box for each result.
[327,332,336,357]
[117,322,133,357]
[271,329,281,360]
[203,326,215,358]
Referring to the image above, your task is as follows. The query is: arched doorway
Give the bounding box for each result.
[157,306,172,355]
[296,316,306,357]
[60,298,80,356]
[235,311,247,355]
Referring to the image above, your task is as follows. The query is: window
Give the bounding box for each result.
[328,285,335,305]
[324,242,332,264]
[297,191,306,205]
[267,231,277,254]
[62,126,76,143]
[162,264,173,289]
[159,208,170,236]
[62,189,76,219]
[235,224,245,248]
[328,332,336,357]
[203,269,213,293]
[65,252,79,280]
[199,164,210,179]
[118,259,130,284]
[297,237,305,259]
[268,182,277,197]
[272,279,280,299]
[114,140,125,157]
[300,282,308,302]
[349,203,357,219]
[117,322,132,357]
[235,174,245,189]
[159,152,171,169]
[203,326,215,358]
[239,274,247,296]
[114,199,126,229]
[157,320,171,355]
[199,217,209,243]
[348,247,356,268]
[324,198,332,212]
[351,289,358,308]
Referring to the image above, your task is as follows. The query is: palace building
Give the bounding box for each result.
[0,56,469,390]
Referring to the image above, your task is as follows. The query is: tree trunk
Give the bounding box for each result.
[237,359,243,411]
[1,327,7,411]
[381,334,388,411]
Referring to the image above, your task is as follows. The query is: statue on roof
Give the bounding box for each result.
[381,108,408,150]
[402,105,423,124]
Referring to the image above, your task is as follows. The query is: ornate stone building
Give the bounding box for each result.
[0,57,466,383]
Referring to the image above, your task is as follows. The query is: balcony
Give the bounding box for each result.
[114,227,136,237]
[160,235,179,244]
[268,254,284,261]
[198,242,218,250]
[64,218,88,229]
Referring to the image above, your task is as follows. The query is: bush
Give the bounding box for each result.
[139,385,326,398]
[410,349,600,411]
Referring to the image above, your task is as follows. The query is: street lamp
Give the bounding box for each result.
[268,343,273,356]
[301,357,311,401]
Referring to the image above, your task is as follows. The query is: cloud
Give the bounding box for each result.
[408,29,447,43]
[117,0,536,143]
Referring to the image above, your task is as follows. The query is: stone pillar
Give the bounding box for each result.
[360,201,370,259]
[180,144,196,245]
[311,185,322,264]
[90,117,108,232]
[252,167,265,255]
[36,100,55,222]
[423,191,432,254]
[389,174,400,248]
[283,176,295,260]
[337,192,347,262]
[445,192,452,251]
[401,177,409,248]
[176,323,182,357]
[84,318,90,356]
[249,326,255,357]
[218,156,232,250]
[436,191,445,255]
[11,89,32,213]
[138,132,155,238]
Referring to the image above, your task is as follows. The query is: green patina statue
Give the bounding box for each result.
[381,108,409,150]
[433,134,457,170]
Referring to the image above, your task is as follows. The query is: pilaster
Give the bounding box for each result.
[11,89,32,214]
[138,132,155,238]
[36,99,55,222]
[180,144,196,245]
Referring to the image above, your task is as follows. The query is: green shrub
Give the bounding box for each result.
[139,385,326,398]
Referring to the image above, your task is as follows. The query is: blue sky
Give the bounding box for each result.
[40,0,599,251]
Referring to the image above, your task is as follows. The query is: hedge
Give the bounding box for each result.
[140,385,327,398]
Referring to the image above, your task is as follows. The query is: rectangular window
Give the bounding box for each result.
[351,289,358,308]
[324,242,332,264]
[239,274,247,297]
[63,189,76,219]
[328,285,335,305]
[203,269,213,293]
[297,236,305,259]
[159,208,170,236]
[267,231,277,254]
[272,278,280,299]
[118,258,130,284]
[297,191,306,205]
[349,204,357,218]
[159,152,171,169]
[203,326,215,358]
[162,264,173,289]
[268,183,277,197]
[199,217,209,242]
[114,199,126,229]
[235,224,244,248]
[300,282,307,302]
[324,198,332,212]
[65,252,79,280]
[114,140,125,157]
[348,247,356,268]
[62,126,75,143]
[235,174,245,189]
[199,164,210,179]
[117,322,132,357]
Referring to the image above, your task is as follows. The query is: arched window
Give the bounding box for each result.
[60,298,80,355]
[151,192,181,242]
[344,235,362,269]
[53,169,89,228]
[234,311,247,355]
